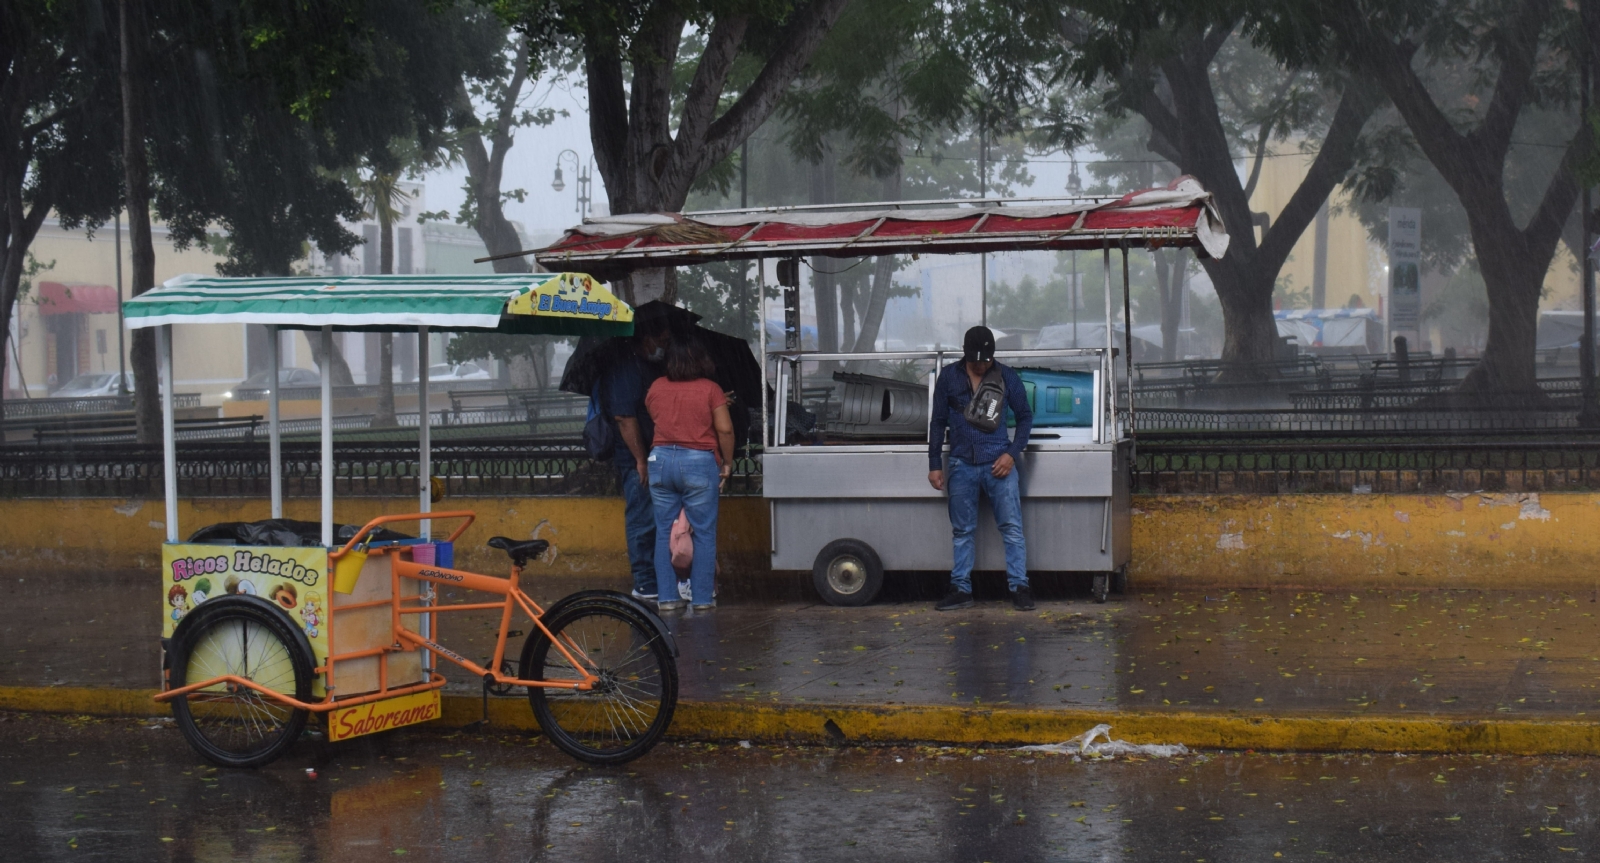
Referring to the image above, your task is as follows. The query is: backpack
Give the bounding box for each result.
[961,364,1007,433]
[582,378,616,461]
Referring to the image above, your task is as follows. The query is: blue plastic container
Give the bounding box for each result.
[1010,368,1094,427]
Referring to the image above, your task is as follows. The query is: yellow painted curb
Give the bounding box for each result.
[7,685,1600,756]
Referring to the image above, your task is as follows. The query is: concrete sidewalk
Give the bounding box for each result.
[7,569,1600,752]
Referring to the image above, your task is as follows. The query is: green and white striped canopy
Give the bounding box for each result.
[122,272,633,336]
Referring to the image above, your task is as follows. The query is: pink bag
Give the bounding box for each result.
[670,508,694,577]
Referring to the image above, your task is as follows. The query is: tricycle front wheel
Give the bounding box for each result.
[522,598,677,765]
[168,596,314,768]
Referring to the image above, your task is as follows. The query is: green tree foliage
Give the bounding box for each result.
[135,0,491,277]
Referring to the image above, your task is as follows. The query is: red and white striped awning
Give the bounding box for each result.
[531,177,1228,272]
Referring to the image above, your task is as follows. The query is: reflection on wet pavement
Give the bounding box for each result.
[10,569,1600,718]
[2,712,1595,862]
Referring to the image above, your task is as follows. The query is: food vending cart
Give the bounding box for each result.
[534,177,1229,606]
[130,272,679,768]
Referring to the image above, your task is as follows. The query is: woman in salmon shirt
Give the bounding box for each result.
[645,333,734,610]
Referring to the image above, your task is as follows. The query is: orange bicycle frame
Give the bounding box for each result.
[157,511,600,713]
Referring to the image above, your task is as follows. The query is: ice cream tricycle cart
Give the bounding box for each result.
[131,272,677,767]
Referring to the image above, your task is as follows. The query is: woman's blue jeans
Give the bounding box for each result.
[947,456,1028,593]
[648,445,720,604]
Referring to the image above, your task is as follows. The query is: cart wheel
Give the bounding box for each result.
[1112,564,1129,595]
[521,597,678,766]
[168,596,314,768]
[1091,573,1111,604]
[811,539,884,607]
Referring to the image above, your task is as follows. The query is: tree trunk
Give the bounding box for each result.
[454,37,534,276]
[852,168,904,351]
[839,274,858,349]
[373,217,397,426]
[809,155,838,352]
[1209,265,1280,370]
[306,335,355,386]
[507,352,540,389]
[1101,23,1382,381]
[583,0,851,217]
[0,184,52,418]
[122,0,160,443]
[1457,225,1545,396]
[1155,249,1187,363]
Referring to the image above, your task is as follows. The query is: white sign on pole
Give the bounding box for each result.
[1388,207,1422,334]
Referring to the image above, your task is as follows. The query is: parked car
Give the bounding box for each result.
[426,361,491,382]
[51,372,134,398]
[223,368,321,399]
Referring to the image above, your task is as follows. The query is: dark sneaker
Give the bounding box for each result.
[936,589,974,611]
[1011,585,1036,611]
[631,588,658,602]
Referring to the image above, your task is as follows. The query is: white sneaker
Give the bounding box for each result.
[678,580,692,602]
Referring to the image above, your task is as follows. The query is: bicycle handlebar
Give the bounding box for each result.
[329,511,477,560]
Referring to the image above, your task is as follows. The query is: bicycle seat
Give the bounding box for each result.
[487,536,549,567]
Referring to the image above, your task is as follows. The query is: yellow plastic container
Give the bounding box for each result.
[331,549,369,594]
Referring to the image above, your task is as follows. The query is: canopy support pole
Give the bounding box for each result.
[1121,241,1135,438]
[319,326,334,548]
[158,325,177,543]
[418,327,431,540]
[268,326,282,519]
[758,259,767,449]
[1102,241,1113,444]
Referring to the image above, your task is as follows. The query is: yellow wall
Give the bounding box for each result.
[0,496,771,577]
[6,492,1600,591]
[1130,492,1600,589]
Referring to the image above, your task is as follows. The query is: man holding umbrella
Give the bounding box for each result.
[601,304,674,601]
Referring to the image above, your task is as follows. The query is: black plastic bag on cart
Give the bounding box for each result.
[186,519,413,547]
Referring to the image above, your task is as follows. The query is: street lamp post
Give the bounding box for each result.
[552,149,592,220]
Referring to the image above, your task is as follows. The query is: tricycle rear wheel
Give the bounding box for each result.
[522,598,677,765]
[168,596,314,768]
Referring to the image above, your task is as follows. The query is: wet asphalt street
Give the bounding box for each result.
[3,711,1596,862]
[14,569,1600,719]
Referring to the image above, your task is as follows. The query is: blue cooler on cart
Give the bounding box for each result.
[1012,368,1094,427]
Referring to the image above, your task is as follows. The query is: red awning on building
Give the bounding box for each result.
[531,177,1229,275]
[37,282,119,315]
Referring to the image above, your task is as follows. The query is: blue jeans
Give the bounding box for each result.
[648,446,720,604]
[615,459,657,595]
[946,456,1028,593]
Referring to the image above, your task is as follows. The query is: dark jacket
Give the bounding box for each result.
[927,361,1033,470]
[601,352,661,464]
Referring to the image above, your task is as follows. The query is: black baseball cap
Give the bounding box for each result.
[962,326,996,362]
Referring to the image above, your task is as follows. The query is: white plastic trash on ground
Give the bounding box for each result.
[1018,724,1189,758]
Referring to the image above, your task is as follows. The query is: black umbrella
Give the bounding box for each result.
[558,301,699,397]
[558,301,762,448]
